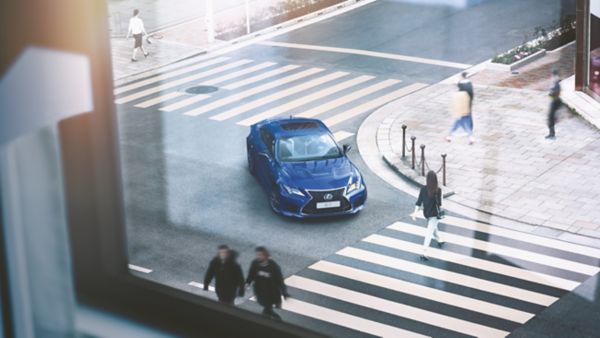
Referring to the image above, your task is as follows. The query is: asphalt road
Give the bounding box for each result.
[116,0,577,334]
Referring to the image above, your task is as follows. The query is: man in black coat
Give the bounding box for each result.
[203,245,245,305]
[245,246,289,320]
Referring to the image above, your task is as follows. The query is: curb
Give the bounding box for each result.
[112,0,375,82]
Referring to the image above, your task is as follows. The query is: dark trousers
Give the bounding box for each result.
[216,289,236,305]
[548,99,561,136]
[261,304,281,320]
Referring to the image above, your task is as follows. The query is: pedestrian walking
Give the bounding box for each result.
[412,170,445,261]
[203,245,245,305]
[545,69,562,139]
[126,9,149,62]
[446,72,475,145]
[245,246,289,320]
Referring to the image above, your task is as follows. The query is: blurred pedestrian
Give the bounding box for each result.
[412,170,445,261]
[545,69,562,139]
[203,245,245,305]
[246,246,289,320]
[446,74,475,144]
[126,9,149,62]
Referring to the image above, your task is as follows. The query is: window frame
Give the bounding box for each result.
[54,1,327,337]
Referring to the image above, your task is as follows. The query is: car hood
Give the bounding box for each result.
[279,156,356,190]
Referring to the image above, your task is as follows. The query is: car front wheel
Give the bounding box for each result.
[247,142,256,176]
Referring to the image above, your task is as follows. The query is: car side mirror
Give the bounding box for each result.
[343,144,351,154]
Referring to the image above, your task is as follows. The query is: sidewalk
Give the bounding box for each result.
[377,43,600,239]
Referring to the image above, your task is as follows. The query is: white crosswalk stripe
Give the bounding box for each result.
[211,71,348,122]
[115,57,425,131]
[114,59,253,104]
[234,74,374,125]
[185,67,324,117]
[114,56,230,95]
[272,216,599,337]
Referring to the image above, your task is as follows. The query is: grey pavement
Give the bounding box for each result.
[378,83,600,238]
[109,0,598,337]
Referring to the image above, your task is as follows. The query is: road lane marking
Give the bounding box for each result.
[366,231,579,290]
[235,74,374,125]
[211,71,348,122]
[324,83,428,126]
[259,41,472,69]
[337,247,558,306]
[287,275,510,338]
[437,215,600,259]
[390,222,599,276]
[280,298,428,338]
[185,67,322,116]
[114,57,230,95]
[308,261,533,323]
[222,64,300,90]
[189,281,215,292]
[200,62,277,86]
[128,264,152,274]
[333,131,354,142]
[297,78,401,118]
[115,59,253,104]
[159,94,211,112]
[134,91,186,108]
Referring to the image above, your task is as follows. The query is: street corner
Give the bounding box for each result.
[373,81,600,238]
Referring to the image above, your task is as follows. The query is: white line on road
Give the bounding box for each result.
[287,275,510,338]
[128,264,153,274]
[324,83,428,126]
[259,41,472,69]
[333,131,354,142]
[189,281,215,292]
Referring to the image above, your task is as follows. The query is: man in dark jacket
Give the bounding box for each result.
[245,246,289,320]
[546,69,562,139]
[203,245,245,305]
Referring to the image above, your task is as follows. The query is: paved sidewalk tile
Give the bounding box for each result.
[378,83,600,238]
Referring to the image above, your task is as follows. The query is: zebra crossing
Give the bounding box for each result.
[113,55,427,142]
[275,215,600,338]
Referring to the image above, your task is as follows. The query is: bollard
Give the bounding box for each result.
[410,136,416,169]
[441,153,447,186]
[401,125,407,158]
[420,144,426,176]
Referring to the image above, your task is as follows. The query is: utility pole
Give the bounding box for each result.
[205,0,214,43]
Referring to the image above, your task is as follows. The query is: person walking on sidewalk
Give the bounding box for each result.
[126,9,149,62]
[446,75,475,144]
[546,69,562,139]
[412,171,445,261]
[203,245,245,305]
[246,246,289,320]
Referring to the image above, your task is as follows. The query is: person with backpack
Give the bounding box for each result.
[412,170,445,261]
[203,245,245,305]
[245,246,289,320]
[446,73,475,145]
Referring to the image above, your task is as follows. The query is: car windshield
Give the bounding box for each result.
[277,133,341,162]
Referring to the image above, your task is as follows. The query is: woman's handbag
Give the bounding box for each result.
[435,198,446,220]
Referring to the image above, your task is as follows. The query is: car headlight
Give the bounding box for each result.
[346,177,362,193]
[282,184,304,196]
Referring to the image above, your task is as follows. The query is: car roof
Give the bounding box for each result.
[260,117,331,138]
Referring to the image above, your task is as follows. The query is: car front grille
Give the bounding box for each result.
[302,188,351,215]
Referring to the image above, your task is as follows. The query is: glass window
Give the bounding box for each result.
[278,133,341,162]
[589,0,600,97]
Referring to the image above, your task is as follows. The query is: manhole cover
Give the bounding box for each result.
[185,85,218,94]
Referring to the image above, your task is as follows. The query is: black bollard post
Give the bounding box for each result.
[401,125,407,158]
[441,153,447,186]
[411,136,416,169]
[420,144,426,176]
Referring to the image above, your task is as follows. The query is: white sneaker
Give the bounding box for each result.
[445,136,452,143]
[468,136,475,145]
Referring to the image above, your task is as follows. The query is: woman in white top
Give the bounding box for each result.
[126,9,148,62]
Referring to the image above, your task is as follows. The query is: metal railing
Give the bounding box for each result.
[401,124,448,186]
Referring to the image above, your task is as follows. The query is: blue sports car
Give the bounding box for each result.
[246,117,367,217]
